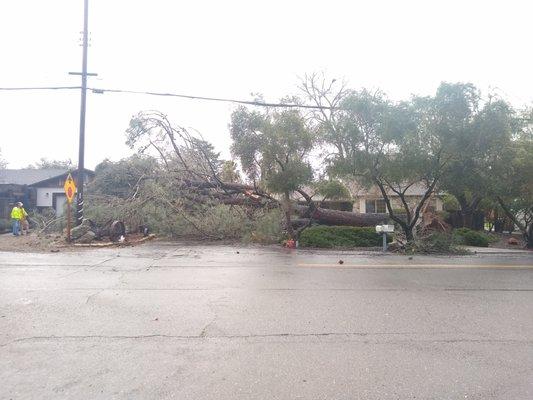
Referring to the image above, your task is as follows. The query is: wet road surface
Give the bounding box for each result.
[1,243,532,399]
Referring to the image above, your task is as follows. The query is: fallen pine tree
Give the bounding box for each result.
[293,205,389,227]
[181,180,389,227]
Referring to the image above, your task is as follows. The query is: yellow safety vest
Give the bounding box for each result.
[11,207,22,220]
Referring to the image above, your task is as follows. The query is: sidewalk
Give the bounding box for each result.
[462,246,532,255]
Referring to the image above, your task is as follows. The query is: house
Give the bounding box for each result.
[0,168,94,218]
[293,181,443,215]
[346,181,443,214]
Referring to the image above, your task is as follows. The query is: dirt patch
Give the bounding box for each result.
[0,232,65,253]
[0,231,155,253]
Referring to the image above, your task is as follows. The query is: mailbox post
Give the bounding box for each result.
[375,225,395,252]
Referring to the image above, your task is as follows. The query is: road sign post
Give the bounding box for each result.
[67,202,71,243]
[64,173,77,242]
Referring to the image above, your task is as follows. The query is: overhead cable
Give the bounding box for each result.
[0,85,336,110]
[0,86,81,91]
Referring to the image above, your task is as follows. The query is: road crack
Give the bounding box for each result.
[2,333,532,347]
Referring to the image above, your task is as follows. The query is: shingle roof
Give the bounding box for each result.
[0,169,72,185]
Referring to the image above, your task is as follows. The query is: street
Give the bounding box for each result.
[1,243,532,400]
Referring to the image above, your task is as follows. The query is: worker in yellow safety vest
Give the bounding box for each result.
[20,202,29,235]
[10,202,23,236]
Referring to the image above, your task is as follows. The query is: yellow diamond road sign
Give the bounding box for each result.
[64,173,77,204]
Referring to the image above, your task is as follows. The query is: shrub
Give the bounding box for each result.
[140,203,254,239]
[299,225,388,248]
[442,193,460,211]
[28,208,65,233]
[246,208,284,244]
[485,232,501,244]
[453,228,490,247]
[407,232,463,254]
[194,204,253,239]
[84,195,127,227]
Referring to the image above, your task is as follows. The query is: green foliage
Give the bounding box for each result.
[484,232,501,244]
[310,84,449,241]
[125,111,222,180]
[299,226,387,248]
[194,205,253,239]
[230,106,315,194]
[84,195,127,226]
[28,208,65,233]
[314,180,350,200]
[85,190,284,242]
[245,208,284,244]
[90,155,159,198]
[436,83,517,213]
[407,232,464,254]
[219,160,241,183]
[27,158,75,169]
[453,228,490,247]
[488,132,533,245]
[435,210,450,221]
[441,193,460,211]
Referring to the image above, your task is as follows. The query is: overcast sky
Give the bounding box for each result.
[1,0,532,169]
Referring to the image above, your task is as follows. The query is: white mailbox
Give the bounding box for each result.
[382,224,395,233]
[376,225,395,233]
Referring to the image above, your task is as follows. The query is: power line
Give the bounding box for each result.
[0,85,337,110]
[3,85,531,116]
[0,86,81,91]
[86,87,338,110]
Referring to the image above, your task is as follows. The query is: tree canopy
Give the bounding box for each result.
[230,106,316,237]
[26,158,75,170]
[434,83,517,226]
[230,106,315,194]
[301,78,453,240]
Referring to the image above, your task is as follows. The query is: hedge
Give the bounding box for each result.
[299,225,390,248]
[453,228,490,247]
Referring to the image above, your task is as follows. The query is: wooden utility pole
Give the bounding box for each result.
[75,0,89,226]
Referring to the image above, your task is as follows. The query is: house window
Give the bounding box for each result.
[365,199,387,213]
[365,200,375,213]
[376,199,387,213]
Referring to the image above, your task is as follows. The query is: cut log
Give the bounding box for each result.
[294,205,388,227]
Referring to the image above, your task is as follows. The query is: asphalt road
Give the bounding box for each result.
[1,243,532,400]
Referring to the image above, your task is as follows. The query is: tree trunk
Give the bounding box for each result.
[294,205,388,227]
[457,194,482,230]
[404,226,414,242]
[496,197,532,249]
[461,209,474,229]
[283,192,295,239]
[526,223,533,249]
